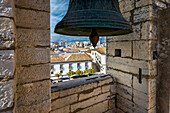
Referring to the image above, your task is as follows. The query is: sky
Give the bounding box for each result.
[50,0,106,43]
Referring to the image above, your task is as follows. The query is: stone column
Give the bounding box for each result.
[0,0,15,112]
[14,0,51,112]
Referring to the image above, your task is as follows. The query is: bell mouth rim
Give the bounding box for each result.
[54,26,133,37]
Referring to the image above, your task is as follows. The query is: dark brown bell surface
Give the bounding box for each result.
[89,28,99,48]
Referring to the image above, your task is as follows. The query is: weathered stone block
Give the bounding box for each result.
[149,60,157,76]
[78,100,109,113]
[117,103,133,113]
[51,91,60,100]
[0,18,15,49]
[51,94,78,110]
[16,47,50,66]
[79,87,101,101]
[133,41,150,60]
[107,69,132,87]
[122,11,131,23]
[133,104,147,113]
[15,0,50,12]
[134,6,152,23]
[16,63,50,84]
[107,41,132,57]
[15,99,50,113]
[16,8,50,29]
[102,85,110,93]
[0,80,13,110]
[119,0,135,13]
[107,57,151,75]
[117,84,132,100]
[98,77,113,86]
[133,89,156,109]
[141,21,157,40]
[0,0,14,17]
[16,80,50,107]
[136,0,152,7]
[108,99,115,110]
[71,92,110,112]
[117,95,134,113]
[50,106,70,113]
[116,108,124,113]
[0,50,14,77]
[16,28,50,48]
[105,109,115,113]
[58,82,98,98]
[107,24,140,41]
[110,84,116,95]
[133,76,156,94]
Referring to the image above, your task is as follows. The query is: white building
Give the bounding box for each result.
[86,48,106,74]
[51,53,92,76]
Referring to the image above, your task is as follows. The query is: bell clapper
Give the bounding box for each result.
[89,28,99,48]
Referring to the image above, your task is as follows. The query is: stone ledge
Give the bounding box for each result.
[51,74,114,93]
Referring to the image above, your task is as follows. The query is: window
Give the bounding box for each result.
[115,49,121,57]
[69,63,72,71]
[60,64,64,71]
[77,63,81,70]
[85,62,88,69]
[153,51,157,60]
[51,65,54,70]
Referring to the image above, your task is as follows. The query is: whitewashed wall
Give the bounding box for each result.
[51,61,92,75]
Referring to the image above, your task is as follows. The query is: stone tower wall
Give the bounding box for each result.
[0,0,51,112]
[0,0,169,113]
[0,0,15,112]
[14,0,51,112]
[107,0,169,113]
[157,7,170,113]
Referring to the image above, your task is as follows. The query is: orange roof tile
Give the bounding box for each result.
[51,55,65,63]
[50,51,57,55]
[51,53,92,63]
[85,48,106,55]
[67,53,92,62]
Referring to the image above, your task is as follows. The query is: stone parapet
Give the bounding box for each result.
[51,75,116,113]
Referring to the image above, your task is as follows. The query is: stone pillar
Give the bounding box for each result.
[107,0,158,112]
[157,7,170,113]
[14,0,51,112]
[0,0,15,112]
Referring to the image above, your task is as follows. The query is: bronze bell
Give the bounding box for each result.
[55,0,132,48]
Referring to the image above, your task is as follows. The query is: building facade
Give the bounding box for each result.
[51,53,92,75]
[87,48,106,74]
